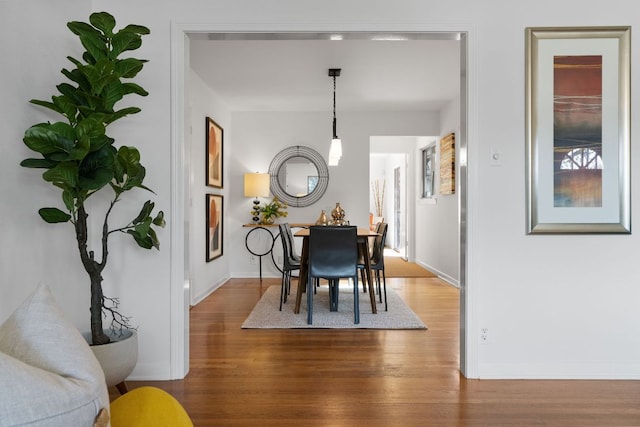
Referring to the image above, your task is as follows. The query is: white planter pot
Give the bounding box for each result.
[83,329,138,387]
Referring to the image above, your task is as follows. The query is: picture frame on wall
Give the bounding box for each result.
[422,144,436,199]
[206,194,223,261]
[525,26,630,234]
[206,117,223,188]
[439,133,455,195]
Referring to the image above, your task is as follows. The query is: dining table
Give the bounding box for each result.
[293,227,379,315]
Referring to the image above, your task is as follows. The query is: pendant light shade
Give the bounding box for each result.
[328,68,342,166]
[328,138,342,166]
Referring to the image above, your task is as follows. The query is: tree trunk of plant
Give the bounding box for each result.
[75,205,110,345]
[89,270,109,345]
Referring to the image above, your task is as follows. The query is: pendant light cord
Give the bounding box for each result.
[332,75,338,139]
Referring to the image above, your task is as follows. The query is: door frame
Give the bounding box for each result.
[170,22,477,378]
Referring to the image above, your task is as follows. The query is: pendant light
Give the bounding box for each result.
[328,68,342,166]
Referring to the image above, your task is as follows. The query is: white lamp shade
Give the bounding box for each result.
[244,173,270,197]
[328,138,342,166]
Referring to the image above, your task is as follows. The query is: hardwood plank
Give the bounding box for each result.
[122,277,640,426]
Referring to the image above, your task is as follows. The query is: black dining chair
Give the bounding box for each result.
[307,226,359,324]
[283,223,301,262]
[278,223,301,311]
[358,222,388,311]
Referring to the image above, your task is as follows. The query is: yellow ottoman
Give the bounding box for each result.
[110,386,193,427]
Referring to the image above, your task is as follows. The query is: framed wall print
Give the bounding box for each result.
[422,144,436,199]
[525,27,630,234]
[206,194,223,261]
[439,133,455,195]
[206,117,223,188]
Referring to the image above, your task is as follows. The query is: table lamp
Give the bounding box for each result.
[244,172,270,222]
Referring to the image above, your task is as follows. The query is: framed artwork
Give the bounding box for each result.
[422,144,436,198]
[525,27,630,234]
[439,133,455,195]
[206,117,223,188]
[206,194,223,261]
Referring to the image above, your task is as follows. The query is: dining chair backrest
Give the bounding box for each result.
[278,224,299,269]
[308,226,357,278]
[283,223,300,261]
[371,223,388,266]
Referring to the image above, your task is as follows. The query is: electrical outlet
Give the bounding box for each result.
[480,328,489,344]
[249,256,257,265]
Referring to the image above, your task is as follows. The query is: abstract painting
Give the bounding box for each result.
[525,27,630,233]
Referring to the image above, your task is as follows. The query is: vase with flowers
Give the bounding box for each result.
[255,197,288,225]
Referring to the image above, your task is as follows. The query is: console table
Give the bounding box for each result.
[242,223,312,280]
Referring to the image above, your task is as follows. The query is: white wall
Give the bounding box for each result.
[187,69,232,304]
[3,0,640,381]
[229,111,435,278]
[414,98,461,285]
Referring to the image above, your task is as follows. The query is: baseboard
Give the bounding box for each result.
[191,275,229,306]
[419,261,459,288]
[129,361,172,381]
[479,362,640,380]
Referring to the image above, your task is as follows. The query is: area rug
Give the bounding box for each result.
[384,257,437,278]
[241,285,427,329]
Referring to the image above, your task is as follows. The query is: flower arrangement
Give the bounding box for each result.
[252,197,288,224]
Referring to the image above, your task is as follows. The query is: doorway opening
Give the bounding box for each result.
[172,28,470,378]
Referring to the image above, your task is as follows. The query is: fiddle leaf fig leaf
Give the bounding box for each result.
[116,58,146,79]
[29,99,63,115]
[148,227,160,250]
[128,232,153,249]
[89,12,116,37]
[105,107,141,124]
[103,82,125,111]
[38,207,71,224]
[132,200,154,224]
[121,82,148,97]
[111,31,141,58]
[20,158,57,169]
[62,190,75,212]
[121,24,150,36]
[42,162,78,187]
[153,211,166,228]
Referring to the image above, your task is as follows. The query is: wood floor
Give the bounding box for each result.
[124,277,640,426]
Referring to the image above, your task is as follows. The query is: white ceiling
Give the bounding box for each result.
[189,33,461,113]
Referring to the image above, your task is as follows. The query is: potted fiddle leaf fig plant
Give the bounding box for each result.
[20,11,165,347]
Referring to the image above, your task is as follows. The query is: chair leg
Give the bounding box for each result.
[381,268,388,311]
[328,279,338,312]
[360,269,367,293]
[307,273,314,324]
[353,276,360,324]
[279,272,286,311]
[285,271,291,303]
[375,270,382,303]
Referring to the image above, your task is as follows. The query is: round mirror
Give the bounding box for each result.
[268,146,328,207]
